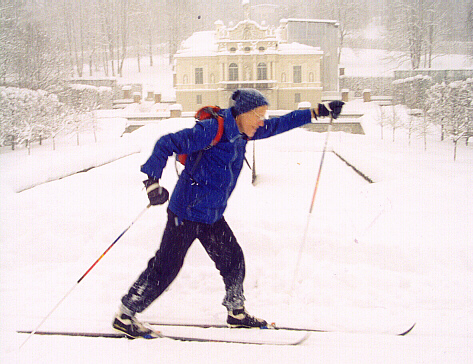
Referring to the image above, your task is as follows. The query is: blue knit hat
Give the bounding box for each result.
[231,89,269,116]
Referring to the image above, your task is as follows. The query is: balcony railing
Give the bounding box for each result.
[220,80,277,90]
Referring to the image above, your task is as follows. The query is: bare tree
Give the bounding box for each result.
[468,1,473,58]
[0,2,69,91]
[166,0,199,63]
[137,0,166,68]
[97,0,119,77]
[117,0,131,77]
[374,104,391,140]
[427,80,473,160]
[392,74,435,148]
[0,1,18,85]
[385,0,443,69]
[314,0,367,63]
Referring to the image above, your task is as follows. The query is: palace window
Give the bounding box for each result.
[195,68,203,84]
[293,66,302,83]
[257,63,267,80]
[229,63,239,81]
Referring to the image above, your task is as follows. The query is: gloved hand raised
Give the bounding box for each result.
[143,178,169,205]
[318,100,345,119]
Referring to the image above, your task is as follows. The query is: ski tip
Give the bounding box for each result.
[301,332,311,342]
[399,323,416,336]
[292,332,311,345]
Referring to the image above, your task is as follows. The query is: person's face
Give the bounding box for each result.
[236,105,268,138]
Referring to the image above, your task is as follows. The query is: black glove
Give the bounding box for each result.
[318,101,345,119]
[143,178,169,205]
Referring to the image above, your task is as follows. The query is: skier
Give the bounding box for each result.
[113,88,344,338]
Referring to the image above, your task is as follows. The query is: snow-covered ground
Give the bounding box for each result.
[1,52,472,363]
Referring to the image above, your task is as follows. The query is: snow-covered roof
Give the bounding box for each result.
[175,21,322,58]
[279,42,323,55]
[253,4,279,9]
[226,19,268,32]
[175,31,218,57]
[285,18,339,26]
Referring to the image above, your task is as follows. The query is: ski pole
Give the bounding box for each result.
[354,197,392,243]
[292,115,333,290]
[19,204,151,350]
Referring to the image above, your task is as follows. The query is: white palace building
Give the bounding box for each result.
[173,12,337,112]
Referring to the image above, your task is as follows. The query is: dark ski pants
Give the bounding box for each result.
[122,209,246,314]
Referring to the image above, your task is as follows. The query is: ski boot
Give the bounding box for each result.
[113,312,161,339]
[227,307,268,328]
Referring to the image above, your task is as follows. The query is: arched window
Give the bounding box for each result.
[229,63,238,81]
[257,63,267,80]
[281,73,286,83]
[183,75,188,84]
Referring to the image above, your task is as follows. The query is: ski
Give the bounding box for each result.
[17,329,310,346]
[146,321,416,336]
[17,321,415,346]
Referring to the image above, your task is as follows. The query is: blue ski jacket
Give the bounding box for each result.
[141,107,313,224]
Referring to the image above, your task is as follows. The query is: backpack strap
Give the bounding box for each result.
[211,114,224,147]
[196,106,224,148]
[188,108,224,176]
[176,107,225,177]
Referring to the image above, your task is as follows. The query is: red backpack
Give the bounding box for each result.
[176,106,225,174]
